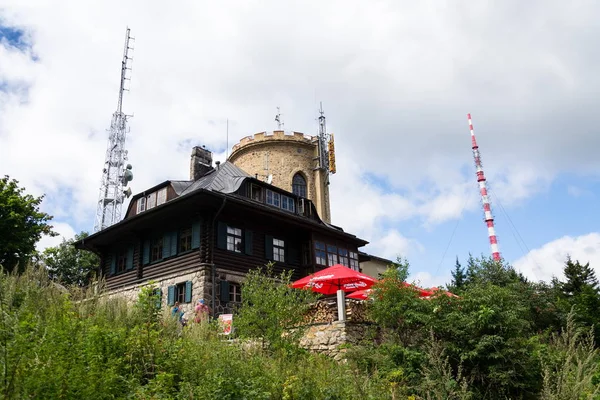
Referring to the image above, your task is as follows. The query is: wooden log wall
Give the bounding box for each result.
[143,250,202,281]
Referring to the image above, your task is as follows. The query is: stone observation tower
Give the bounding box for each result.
[228,130,332,223]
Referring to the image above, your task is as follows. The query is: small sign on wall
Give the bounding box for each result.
[219,314,233,335]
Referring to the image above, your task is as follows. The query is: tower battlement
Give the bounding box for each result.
[231,131,316,154]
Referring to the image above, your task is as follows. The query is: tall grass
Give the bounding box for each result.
[0,266,388,399]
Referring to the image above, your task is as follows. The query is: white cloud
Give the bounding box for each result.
[0,0,599,262]
[513,233,600,283]
[408,271,451,290]
[35,221,76,252]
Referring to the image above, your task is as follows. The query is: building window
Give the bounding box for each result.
[349,251,359,270]
[157,188,167,206]
[250,185,263,202]
[116,249,127,273]
[137,197,146,213]
[152,288,162,309]
[315,241,326,265]
[292,173,307,198]
[338,248,349,267]
[281,195,295,213]
[176,282,187,304]
[266,189,280,207]
[327,245,338,266]
[167,281,193,305]
[179,227,192,253]
[229,282,242,303]
[147,192,156,209]
[227,226,242,253]
[151,237,163,262]
[273,238,285,262]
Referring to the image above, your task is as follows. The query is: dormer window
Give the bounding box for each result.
[250,185,263,202]
[135,187,168,215]
[147,192,156,209]
[292,173,307,198]
[157,188,167,205]
[266,190,280,207]
[137,197,146,213]
[281,195,295,213]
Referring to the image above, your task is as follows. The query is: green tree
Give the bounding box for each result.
[390,256,410,282]
[368,266,433,345]
[235,263,317,351]
[555,256,600,345]
[560,256,598,297]
[0,175,56,273]
[448,256,466,293]
[42,231,99,286]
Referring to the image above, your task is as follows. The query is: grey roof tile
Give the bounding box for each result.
[180,161,250,195]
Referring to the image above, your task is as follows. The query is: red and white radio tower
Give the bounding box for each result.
[467,113,501,261]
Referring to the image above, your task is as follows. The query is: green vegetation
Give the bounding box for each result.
[0,266,388,399]
[0,175,56,273]
[1,256,599,399]
[2,177,600,399]
[42,231,99,286]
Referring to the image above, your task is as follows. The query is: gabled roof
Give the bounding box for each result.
[180,162,250,195]
[170,180,193,195]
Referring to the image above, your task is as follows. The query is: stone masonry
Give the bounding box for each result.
[105,266,212,317]
[228,131,331,223]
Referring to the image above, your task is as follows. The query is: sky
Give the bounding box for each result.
[1,0,599,288]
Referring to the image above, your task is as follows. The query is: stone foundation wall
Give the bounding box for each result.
[299,321,373,361]
[105,266,211,317]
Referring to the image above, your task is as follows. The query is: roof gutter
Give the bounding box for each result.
[210,197,227,318]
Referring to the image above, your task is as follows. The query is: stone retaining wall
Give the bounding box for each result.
[299,321,373,362]
[105,266,211,317]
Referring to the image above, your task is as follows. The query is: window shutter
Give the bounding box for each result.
[126,245,134,270]
[109,252,116,275]
[185,281,193,303]
[191,221,201,249]
[143,241,150,265]
[244,230,253,255]
[265,235,273,260]
[288,243,300,265]
[220,280,230,304]
[217,221,227,250]
[170,231,178,256]
[167,286,175,306]
[163,233,171,258]
[155,289,162,309]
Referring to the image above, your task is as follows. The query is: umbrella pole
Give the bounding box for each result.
[337,289,346,322]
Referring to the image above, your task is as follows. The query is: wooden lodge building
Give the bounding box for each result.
[77,145,373,317]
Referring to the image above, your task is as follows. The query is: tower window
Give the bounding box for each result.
[292,173,307,198]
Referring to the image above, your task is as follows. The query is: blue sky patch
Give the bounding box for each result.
[0,24,28,50]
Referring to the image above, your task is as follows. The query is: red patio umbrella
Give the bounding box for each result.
[425,287,460,298]
[347,289,372,300]
[291,264,378,295]
[348,283,433,301]
[401,282,434,297]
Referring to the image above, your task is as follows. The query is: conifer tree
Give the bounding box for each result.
[449,256,466,292]
[561,255,598,297]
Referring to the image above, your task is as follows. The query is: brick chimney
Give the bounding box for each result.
[190,146,213,180]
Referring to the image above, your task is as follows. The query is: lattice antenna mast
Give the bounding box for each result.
[467,113,501,261]
[275,107,284,129]
[94,28,135,232]
[317,102,330,176]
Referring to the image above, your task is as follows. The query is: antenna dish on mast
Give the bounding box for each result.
[267,174,273,184]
